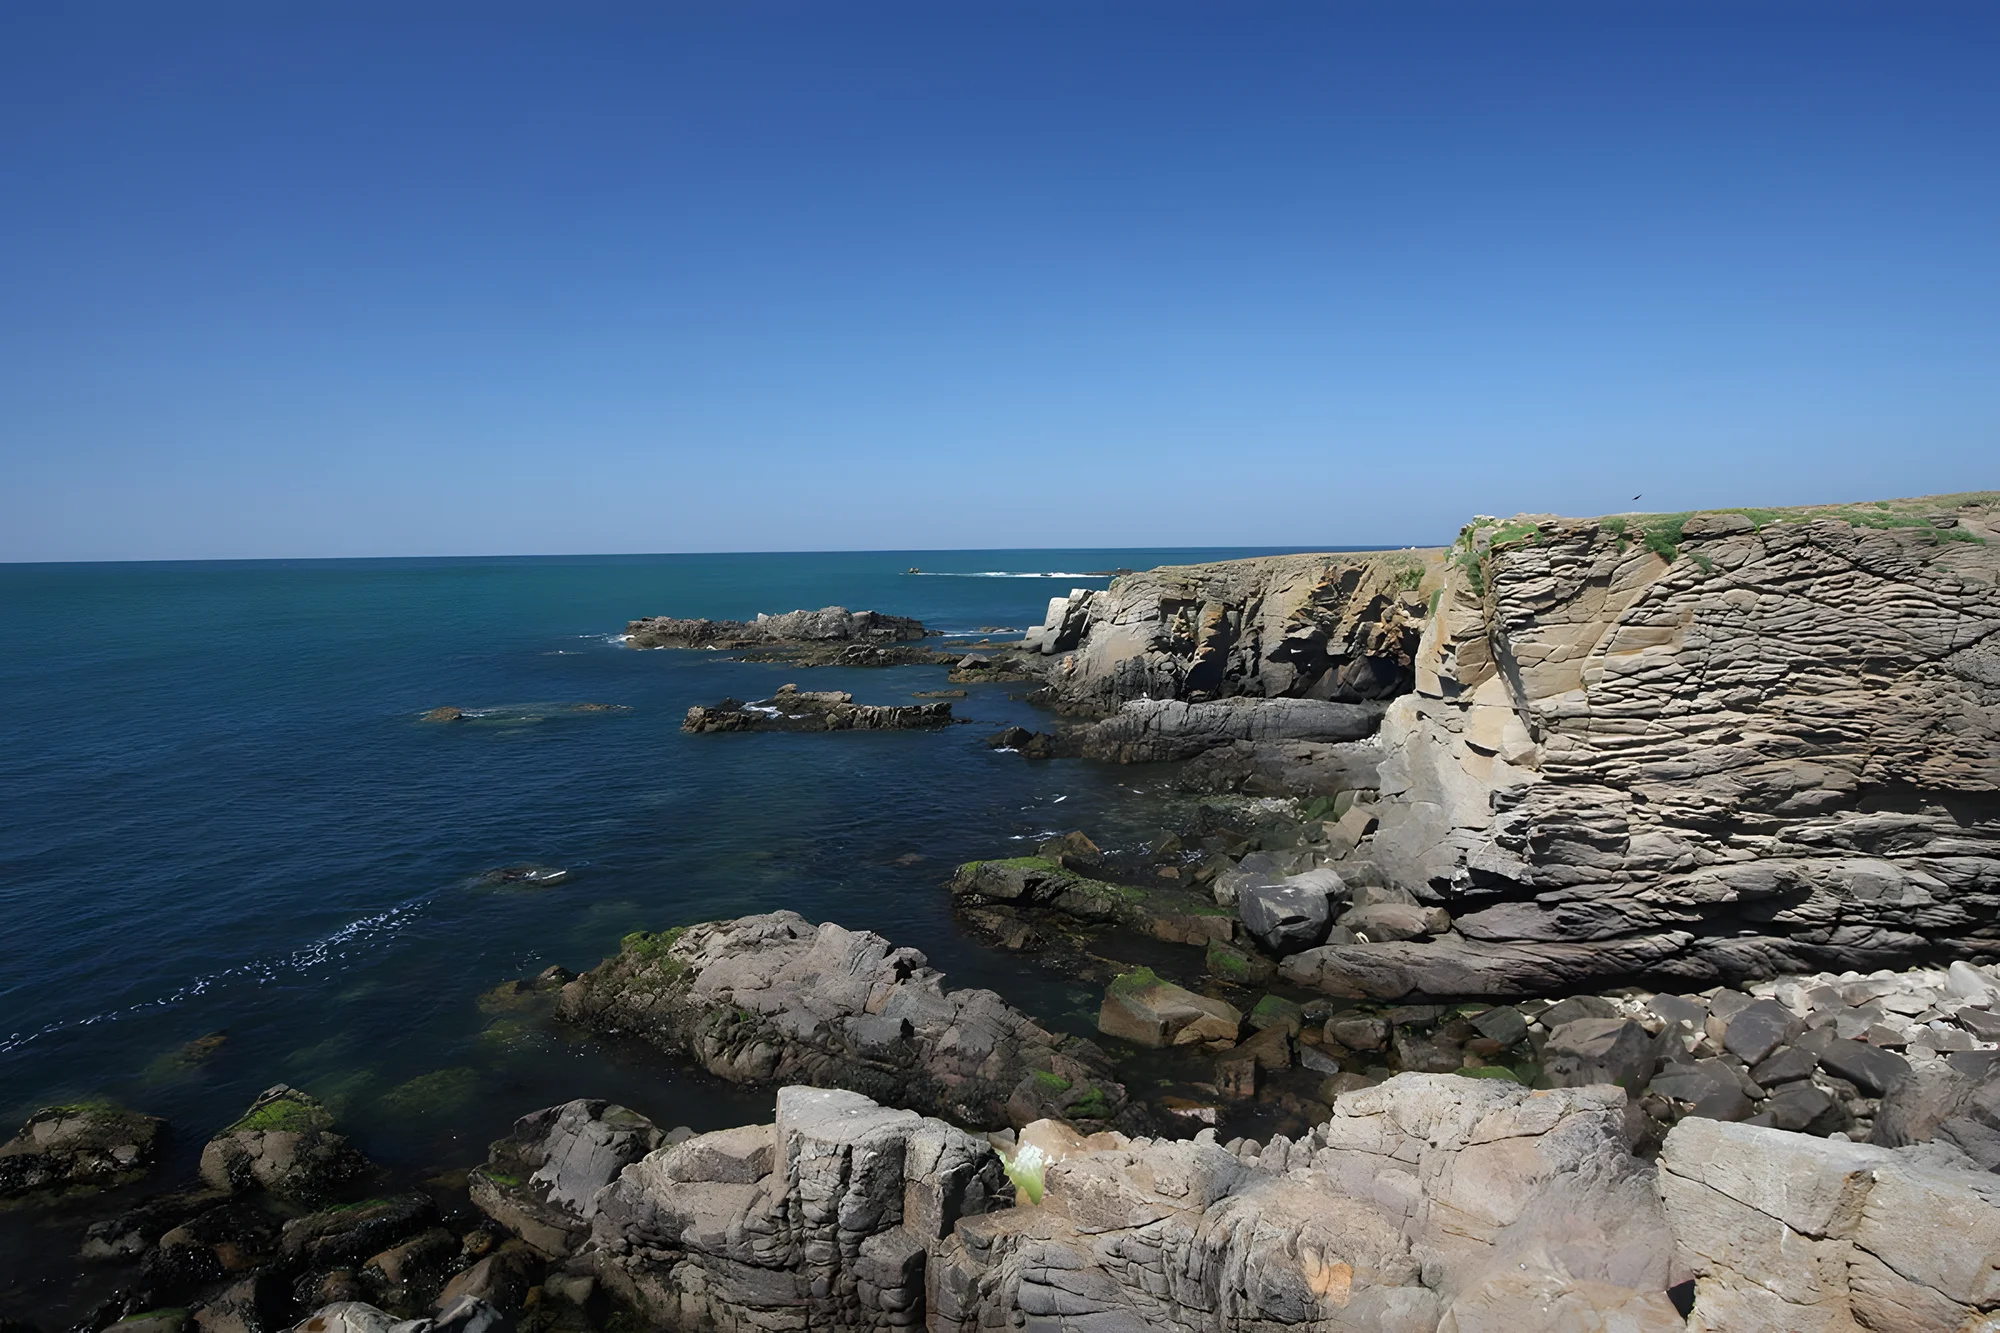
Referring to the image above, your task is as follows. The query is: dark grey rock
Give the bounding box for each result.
[1955,1006,2000,1041]
[1538,995,1621,1029]
[1237,873,1341,957]
[1542,1018,1656,1091]
[1815,1037,1912,1097]
[1470,1006,1529,1048]
[1764,1083,1837,1134]
[1723,999,1803,1066]
[1648,994,1707,1030]
[1749,1045,1818,1087]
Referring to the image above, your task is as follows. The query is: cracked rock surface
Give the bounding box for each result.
[556,911,1133,1130]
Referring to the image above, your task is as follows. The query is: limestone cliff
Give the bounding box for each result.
[1032,493,2000,995]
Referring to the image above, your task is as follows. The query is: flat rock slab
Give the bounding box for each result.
[1098,969,1241,1048]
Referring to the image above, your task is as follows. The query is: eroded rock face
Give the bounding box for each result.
[469,1101,667,1259]
[1659,1115,2000,1331]
[627,607,928,650]
[1023,554,1441,716]
[0,1103,165,1201]
[1284,496,2000,996]
[933,1073,1680,1333]
[556,912,1133,1130]
[588,1087,1010,1333]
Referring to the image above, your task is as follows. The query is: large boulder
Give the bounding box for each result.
[1659,1115,2000,1331]
[1096,968,1242,1047]
[468,1099,666,1258]
[198,1085,365,1206]
[589,1086,1009,1332]
[557,911,1133,1130]
[0,1103,164,1201]
[1237,869,1345,956]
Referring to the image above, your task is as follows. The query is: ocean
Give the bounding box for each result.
[0,546,1333,1295]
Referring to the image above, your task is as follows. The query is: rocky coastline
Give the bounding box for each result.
[8,491,2000,1333]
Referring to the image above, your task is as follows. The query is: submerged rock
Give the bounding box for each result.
[683,685,953,733]
[0,1103,165,1202]
[556,911,1134,1130]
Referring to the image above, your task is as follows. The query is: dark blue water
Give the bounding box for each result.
[0,549,1324,1193]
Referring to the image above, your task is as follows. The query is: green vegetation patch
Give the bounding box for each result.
[1206,942,1252,980]
[1066,1086,1113,1120]
[226,1094,332,1135]
[1107,966,1165,998]
[1455,1065,1523,1083]
[1032,1069,1072,1094]
[961,855,1064,874]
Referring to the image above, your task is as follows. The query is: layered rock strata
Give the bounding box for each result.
[555,912,1134,1130]
[1075,697,1387,763]
[1036,494,2000,996]
[1294,495,2000,996]
[684,686,953,733]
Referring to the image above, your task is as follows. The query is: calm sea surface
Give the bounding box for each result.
[0,549,1343,1222]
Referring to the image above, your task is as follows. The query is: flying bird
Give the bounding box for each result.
[1631,494,1643,501]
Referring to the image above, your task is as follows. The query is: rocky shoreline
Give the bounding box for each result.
[7,491,1998,1332]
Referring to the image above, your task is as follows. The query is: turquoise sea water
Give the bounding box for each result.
[0,548,1342,1258]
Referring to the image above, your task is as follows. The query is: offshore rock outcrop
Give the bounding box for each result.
[627,606,929,651]
[684,686,954,733]
[1022,552,1441,715]
[555,912,1135,1130]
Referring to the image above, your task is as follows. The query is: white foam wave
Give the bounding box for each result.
[0,896,431,1057]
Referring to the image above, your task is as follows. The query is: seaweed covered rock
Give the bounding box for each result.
[198,1086,365,1206]
[1096,968,1242,1048]
[556,912,1133,1130]
[0,1103,165,1202]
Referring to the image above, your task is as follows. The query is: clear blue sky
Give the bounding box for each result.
[3,3,1995,561]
